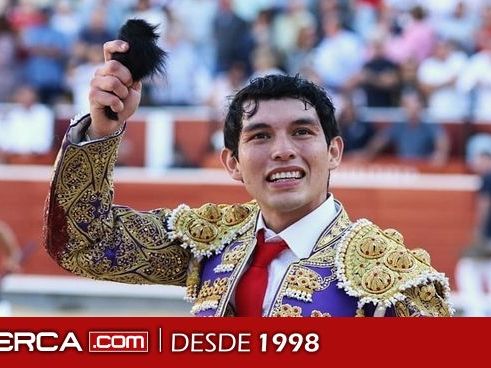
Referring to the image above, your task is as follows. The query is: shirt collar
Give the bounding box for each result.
[255,194,338,259]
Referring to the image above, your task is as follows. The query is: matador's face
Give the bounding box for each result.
[222,98,343,230]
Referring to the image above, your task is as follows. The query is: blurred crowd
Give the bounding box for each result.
[1,0,491,164]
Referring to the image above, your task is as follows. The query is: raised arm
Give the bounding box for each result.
[43,41,191,286]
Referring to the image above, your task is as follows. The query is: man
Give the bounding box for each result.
[362,91,450,166]
[44,41,452,317]
[455,137,491,316]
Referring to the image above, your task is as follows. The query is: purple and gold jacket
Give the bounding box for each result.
[44,116,452,317]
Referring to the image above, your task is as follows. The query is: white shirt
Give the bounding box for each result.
[417,51,468,120]
[239,195,338,315]
[313,31,363,89]
[457,51,491,121]
[0,104,54,154]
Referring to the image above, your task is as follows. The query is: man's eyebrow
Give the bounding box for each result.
[242,118,320,133]
[291,118,319,127]
[242,122,271,134]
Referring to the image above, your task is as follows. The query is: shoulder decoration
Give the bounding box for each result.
[166,201,259,258]
[335,219,453,315]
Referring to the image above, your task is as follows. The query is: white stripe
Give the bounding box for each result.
[0,165,480,191]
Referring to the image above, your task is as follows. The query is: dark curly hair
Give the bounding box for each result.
[224,74,339,158]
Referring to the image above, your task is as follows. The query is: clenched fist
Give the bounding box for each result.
[88,40,142,138]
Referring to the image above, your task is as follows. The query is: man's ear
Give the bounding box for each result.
[220,148,243,182]
[327,136,344,170]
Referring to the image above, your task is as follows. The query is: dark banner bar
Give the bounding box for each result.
[0,317,481,367]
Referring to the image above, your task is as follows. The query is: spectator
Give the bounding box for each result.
[78,0,127,36]
[213,0,253,74]
[19,7,69,104]
[362,91,450,165]
[171,0,217,73]
[272,0,316,59]
[148,16,210,106]
[249,46,284,80]
[457,36,491,121]
[474,4,491,52]
[435,1,476,54]
[251,8,275,50]
[0,15,20,102]
[285,23,318,75]
[385,5,436,64]
[126,0,167,36]
[338,94,375,155]
[358,33,401,107]
[7,0,44,34]
[312,12,363,99]
[418,38,468,121]
[75,7,114,59]
[455,134,491,316]
[352,0,382,41]
[205,61,247,151]
[0,85,54,161]
[50,0,81,45]
[66,44,104,113]
[206,61,247,123]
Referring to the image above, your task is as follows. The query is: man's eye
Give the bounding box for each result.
[252,132,269,140]
[294,128,312,136]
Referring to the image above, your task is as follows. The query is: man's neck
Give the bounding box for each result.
[260,198,329,233]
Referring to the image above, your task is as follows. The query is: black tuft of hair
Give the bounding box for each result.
[105,19,167,120]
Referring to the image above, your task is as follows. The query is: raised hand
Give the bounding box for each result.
[88,40,142,139]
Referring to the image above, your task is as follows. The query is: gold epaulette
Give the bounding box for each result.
[167,201,259,258]
[335,219,453,315]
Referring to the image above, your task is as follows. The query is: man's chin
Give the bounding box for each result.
[264,196,306,214]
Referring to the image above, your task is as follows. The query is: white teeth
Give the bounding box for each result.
[269,171,303,181]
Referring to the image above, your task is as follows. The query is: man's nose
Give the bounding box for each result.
[271,137,296,160]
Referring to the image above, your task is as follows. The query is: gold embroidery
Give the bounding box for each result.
[383,228,404,244]
[304,205,351,268]
[272,304,302,317]
[186,257,201,301]
[418,283,436,301]
[394,301,412,317]
[192,277,229,314]
[361,266,394,294]
[197,203,222,223]
[411,248,431,266]
[214,242,248,273]
[314,208,351,251]
[397,283,452,317]
[355,307,365,317]
[187,219,218,243]
[168,202,258,258]
[357,236,387,259]
[384,249,415,272]
[336,220,452,316]
[311,310,331,317]
[285,266,323,302]
[222,204,250,226]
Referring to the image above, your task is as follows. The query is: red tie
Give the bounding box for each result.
[235,230,288,316]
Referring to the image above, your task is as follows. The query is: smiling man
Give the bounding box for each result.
[44,41,452,317]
